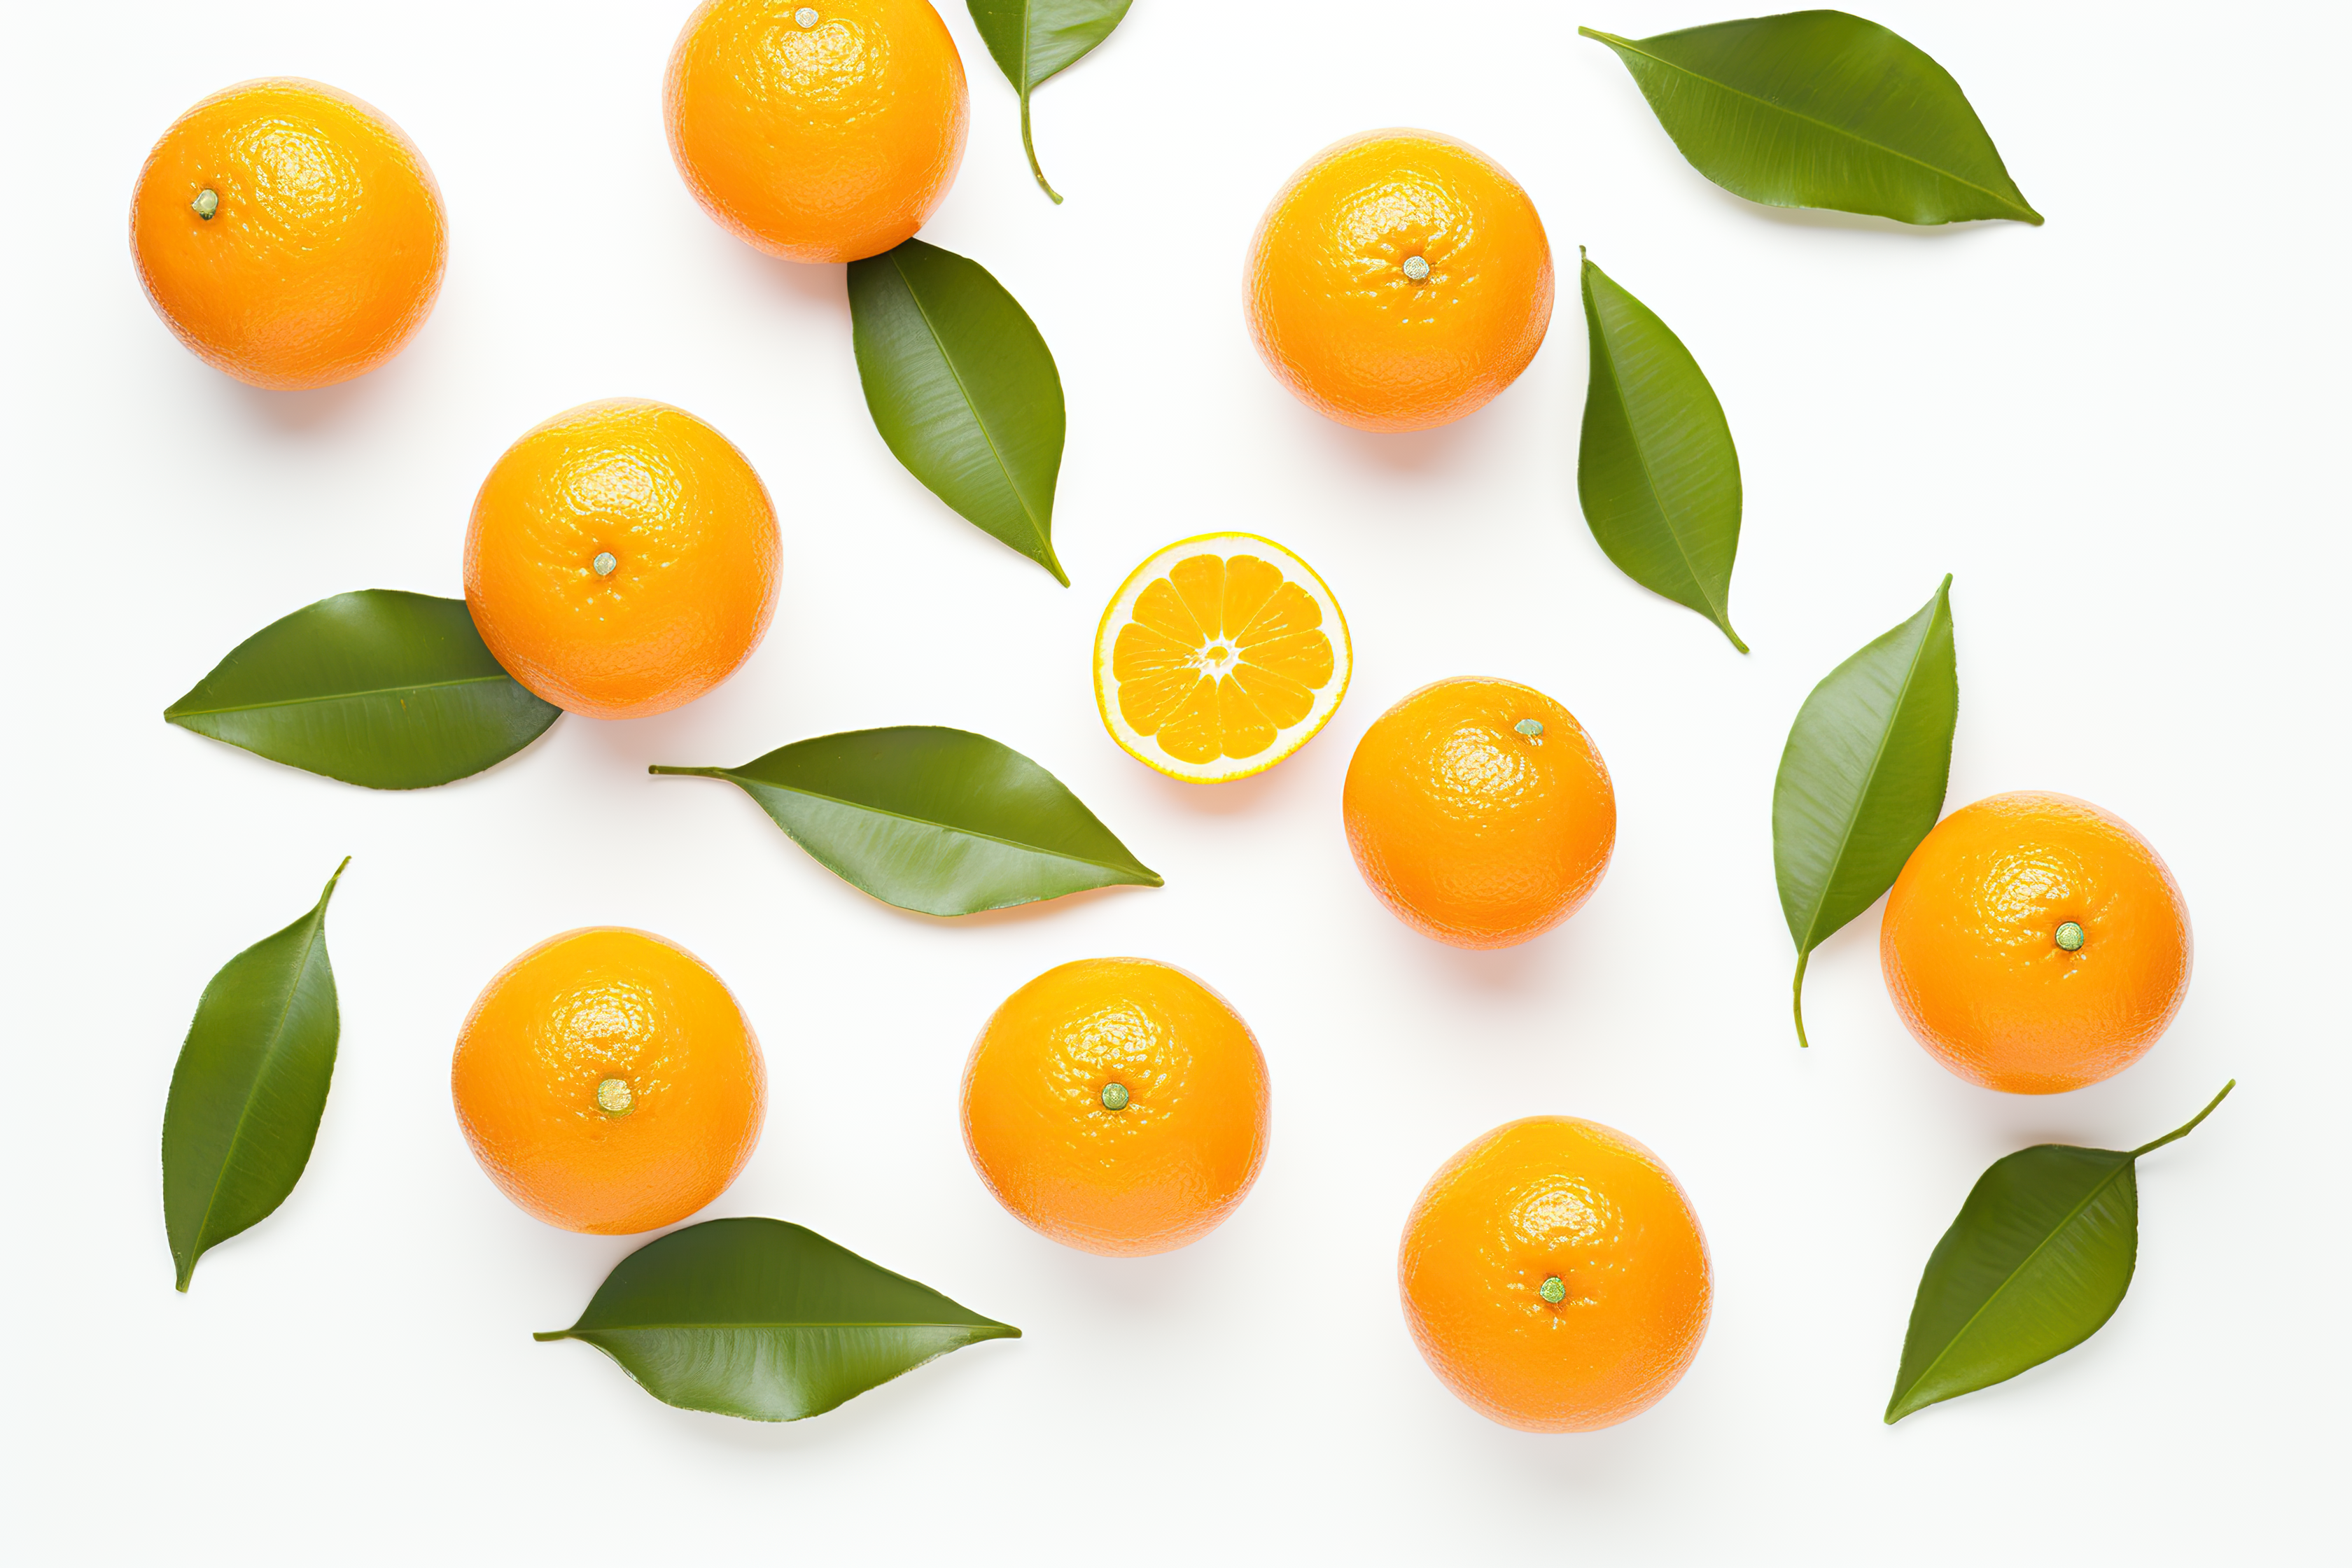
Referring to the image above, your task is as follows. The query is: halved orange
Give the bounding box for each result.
[1094,533,1350,783]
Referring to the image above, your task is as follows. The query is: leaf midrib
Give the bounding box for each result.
[890,250,1050,555]
[732,771,1152,881]
[562,1321,1011,1333]
[1893,1154,2131,1411]
[169,671,519,719]
[184,902,328,1266]
[1584,29,2038,222]
[1590,269,1732,630]
[1792,589,1944,953]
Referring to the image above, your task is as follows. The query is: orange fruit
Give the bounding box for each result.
[960,959,1270,1256]
[1343,677,1616,948]
[665,0,969,264]
[1093,533,1352,783]
[451,927,767,1236]
[463,398,780,720]
[130,78,447,390]
[1400,1116,1712,1433]
[1881,791,2193,1095]
[1245,129,1553,432]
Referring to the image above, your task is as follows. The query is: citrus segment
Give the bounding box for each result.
[1095,534,1350,783]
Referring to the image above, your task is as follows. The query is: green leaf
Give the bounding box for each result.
[650,725,1160,916]
[1772,575,1957,1046]
[1887,1082,2234,1423]
[1580,11,2043,226]
[536,1217,1020,1421]
[162,859,349,1292]
[165,589,560,790]
[967,0,1135,202]
[848,239,1068,584]
[1577,251,1746,650]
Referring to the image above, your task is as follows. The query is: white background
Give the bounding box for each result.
[4,1,2344,1561]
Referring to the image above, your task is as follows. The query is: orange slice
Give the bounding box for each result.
[1094,533,1351,783]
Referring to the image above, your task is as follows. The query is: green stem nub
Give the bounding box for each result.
[191,189,219,220]
[1100,1083,1130,1112]
[596,1077,634,1116]
[592,551,617,577]
[794,6,819,25]
[1403,255,1431,282]
[2055,920,2085,951]
[1539,1276,1567,1305]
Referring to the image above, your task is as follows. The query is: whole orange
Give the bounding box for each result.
[451,927,767,1235]
[1400,1116,1711,1433]
[463,399,780,720]
[1343,677,1616,948]
[960,959,1270,1257]
[130,78,446,389]
[666,0,969,264]
[1881,791,2192,1095]
[1245,130,1553,431]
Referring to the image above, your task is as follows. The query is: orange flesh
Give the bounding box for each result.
[1111,554,1336,764]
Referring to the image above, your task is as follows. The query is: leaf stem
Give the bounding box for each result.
[647,766,726,779]
[1019,92,1062,204]
[2129,1080,2235,1159]
[1791,949,1811,1049]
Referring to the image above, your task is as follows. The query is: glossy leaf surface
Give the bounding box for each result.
[1772,575,1956,1045]
[967,0,1135,202]
[848,239,1068,583]
[1888,1084,2233,1422]
[165,590,559,790]
[536,1218,1020,1422]
[1580,11,2042,225]
[651,725,1160,916]
[1578,252,1746,650]
[161,860,347,1291]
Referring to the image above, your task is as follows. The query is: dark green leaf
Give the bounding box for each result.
[1887,1082,2234,1423]
[536,1217,1020,1421]
[1578,251,1746,650]
[1580,11,2043,226]
[650,725,1160,916]
[165,590,559,790]
[162,859,348,1292]
[848,239,1068,583]
[1772,575,1956,1046]
[967,0,1135,202]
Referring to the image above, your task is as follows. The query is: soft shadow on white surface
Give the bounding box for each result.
[230,364,400,433]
